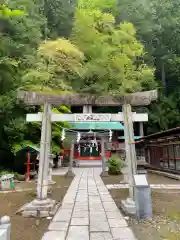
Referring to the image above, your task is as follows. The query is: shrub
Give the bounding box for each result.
[108,155,125,175]
[0,170,11,177]
[0,170,19,178]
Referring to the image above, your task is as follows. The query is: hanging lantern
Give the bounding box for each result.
[78,144,81,153]
[90,143,93,153]
[61,128,66,141]
[96,143,98,151]
[109,130,112,142]
[76,132,81,143]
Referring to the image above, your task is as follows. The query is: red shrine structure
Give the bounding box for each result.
[62,121,126,161]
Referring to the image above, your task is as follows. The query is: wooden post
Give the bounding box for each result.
[139,122,144,137]
[147,148,151,165]
[26,152,31,182]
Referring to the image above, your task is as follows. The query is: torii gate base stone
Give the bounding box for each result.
[18,199,57,218]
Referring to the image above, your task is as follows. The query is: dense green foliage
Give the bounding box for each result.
[71,1,155,94]
[116,0,180,132]
[0,0,180,170]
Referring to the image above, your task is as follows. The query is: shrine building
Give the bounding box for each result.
[62,121,142,164]
[71,121,124,161]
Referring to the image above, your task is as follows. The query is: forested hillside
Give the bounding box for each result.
[0,0,180,163]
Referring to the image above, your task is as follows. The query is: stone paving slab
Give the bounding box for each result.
[108,218,128,228]
[90,232,113,240]
[67,226,89,240]
[42,168,137,240]
[90,221,110,232]
[71,217,89,226]
[53,211,71,222]
[72,210,89,218]
[48,222,69,231]
[106,211,124,219]
[42,230,66,240]
[61,203,74,209]
[111,227,137,240]
[73,205,88,211]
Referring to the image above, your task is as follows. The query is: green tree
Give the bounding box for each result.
[0,2,46,152]
[21,37,84,153]
[117,0,180,88]
[71,0,155,94]
[117,0,180,132]
[22,38,84,91]
[44,0,76,38]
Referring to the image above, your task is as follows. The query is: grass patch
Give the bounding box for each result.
[167,212,180,221]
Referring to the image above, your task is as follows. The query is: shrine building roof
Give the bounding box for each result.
[70,122,124,130]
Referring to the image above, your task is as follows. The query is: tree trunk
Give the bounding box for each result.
[161,61,166,94]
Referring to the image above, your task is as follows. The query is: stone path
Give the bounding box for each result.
[52,167,68,176]
[106,184,180,190]
[42,168,137,240]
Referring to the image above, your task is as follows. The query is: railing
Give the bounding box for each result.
[0,216,11,240]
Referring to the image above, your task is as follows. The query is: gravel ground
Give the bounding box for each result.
[102,173,180,240]
[0,175,73,240]
[102,172,180,185]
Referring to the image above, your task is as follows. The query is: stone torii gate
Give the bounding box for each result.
[18,90,157,217]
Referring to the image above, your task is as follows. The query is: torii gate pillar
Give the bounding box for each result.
[123,104,136,196]
[19,102,56,218]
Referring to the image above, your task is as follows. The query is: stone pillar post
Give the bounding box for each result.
[121,104,137,216]
[65,142,75,177]
[37,102,51,200]
[123,104,137,198]
[20,102,56,218]
[83,105,92,113]
[48,154,55,184]
[83,105,88,113]
[100,139,108,177]
[88,105,92,113]
[47,104,52,184]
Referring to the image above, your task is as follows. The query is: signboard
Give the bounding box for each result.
[134,174,148,187]
[26,113,42,122]
[74,114,111,122]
